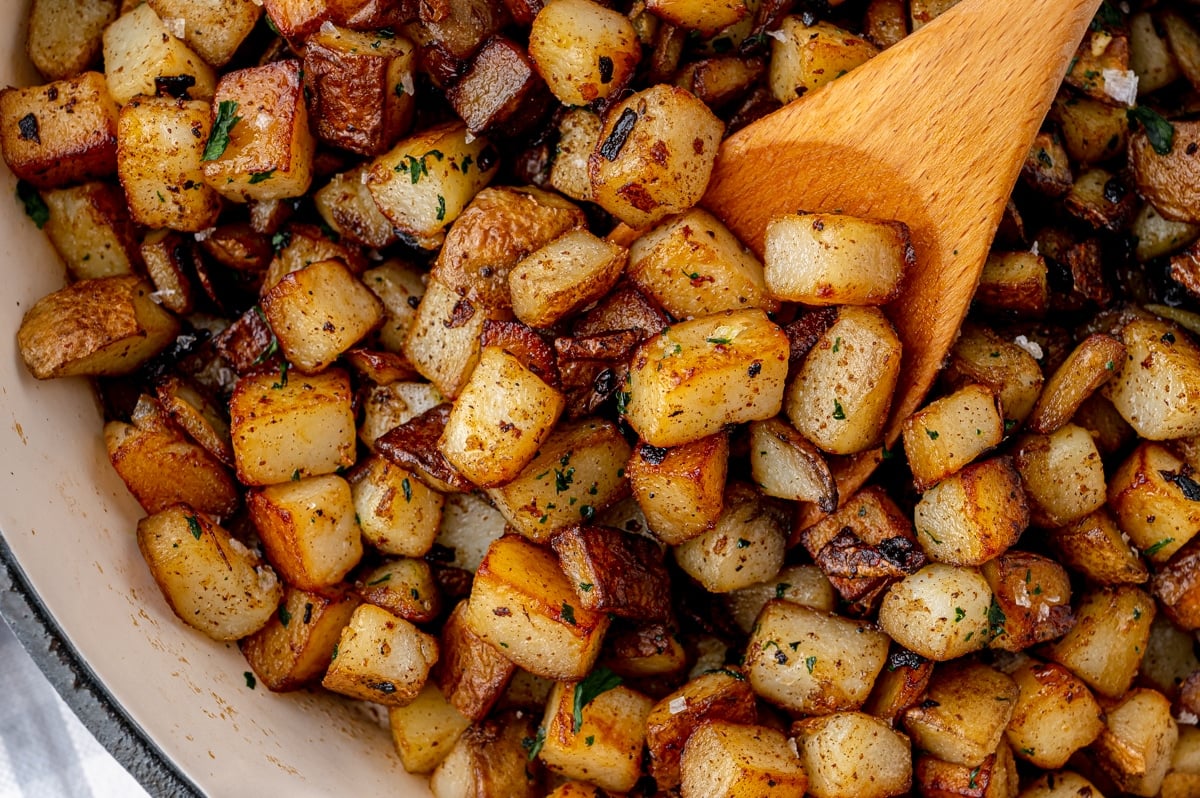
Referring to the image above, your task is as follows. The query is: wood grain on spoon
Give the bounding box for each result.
[697,0,1103,530]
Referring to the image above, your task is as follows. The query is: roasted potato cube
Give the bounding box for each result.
[793,711,912,798]
[1028,333,1126,434]
[429,711,542,798]
[550,525,669,620]
[862,647,934,725]
[748,418,837,511]
[146,0,261,67]
[674,483,787,593]
[303,25,415,156]
[229,368,356,486]
[746,599,890,715]
[435,493,508,574]
[388,682,472,774]
[314,166,398,250]
[1013,424,1105,528]
[981,551,1072,651]
[1065,26,1132,104]
[1046,508,1149,585]
[769,17,877,102]
[550,108,601,202]
[137,504,282,641]
[1021,131,1073,197]
[0,71,118,189]
[17,276,179,379]
[727,565,837,634]
[628,207,778,319]
[601,618,687,679]
[1018,771,1105,798]
[878,564,992,661]
[1052,92,1130,165]
[240,585,360,692]
[41,181,140,278]
[537,679,653,793]
[588,85,723,229]
[1065,167,1138,232]
[357,558,441,624]
[763,212,910,306]
[403,277,500,400]
[508,229,626,328]
[912,457,1027,567]
[359,380,443,453]
[864,0,908,49]
[351,457,443,558]
[154,375,234,468]
[200,60,314,202]
[368,122,499,250]
[1151,535,1200,631]
[1109,441,1200,564]
[101,4,215,105]
[627,432,728,545]
[1092,688,1179,796]
[1161,725,1200,798]
[462,535,610,680]
[260,221,367,294]
[1130,119,1200,223]
[1106,315,1200,439]
[646,670,759,788]
[446,36,551,138]
[974,250,1049,316]
[117,96,222,232]
[375,403,474,495]
[903,384,1004,491]
[1043,585,1155,699]
[440,346,565,488]
[436,601,516,722]
[679,720,807,798]
[322,603,438,706]
[902,660,1018,767]
[941,324,1044,426]
[26,0,117,80]
[785,305,902,455]
[1004,658,1103,769]
[528,0,639,107]
[359,260,425,352]
[1130,10,1181,94]
[626,308,789,447]
[646,0,748,37]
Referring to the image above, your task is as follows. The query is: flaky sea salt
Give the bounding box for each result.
[668,696,688,715]
[1013,335,1043,361]
[1102,68,1139,107]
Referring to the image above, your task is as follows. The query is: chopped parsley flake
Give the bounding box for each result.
[202,101,241,161]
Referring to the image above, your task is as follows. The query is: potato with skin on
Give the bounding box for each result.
[537,680,653,793]
[1108,441,1200,564]
[508,229,627,329]
[1043,584,1155,699]
[749,417,838,510]
[240,584,360,692]
[1093,688,1179,797]
[314,167,399,250]
[1052,92,1130,165]
[1105,315,1200,439]
[351,457,443,558]
[387,682,472,775]
[137,505,282,641]
[763,212,911,306]
[628,207,779,319]
[877,564,992,661]
[679,720,807,798]
[1017,770,1105,798]
[1047,507,1148,585]
[645,669,759,789]
[1004,658,1104,770]
[785,305,902,455]
[322,604,438,707]
[358,381,444,454]
[551,109,601,202]
[201,60,314,202]
[588,85,724,229]
[941,324,1044,426]
[528,0,640,107]
[625,308,790,448]
[1151,534,1200,630]
[446,35,552,139]
[101,4,215,105]
[0,71,118,189]
[1013,424,1106,528]
[435,601,516,722]
[260,222,368,294]
[146,0,262,68]
[356,558,441,624]
[727,564,837,634]
[551,525,670,620]
[429,710,542,798]
[793,711,912,798]
[646,0,748,37]
[912,457,1029,567]
[981,551,1073,651]
[903,384,1005,492]
[462,535,610,680]
[902,660,1018,768]
[745,599,890,715]
[914,746,1015,798]
[769,17,878,103]
[42,182,141,278]
[626,432,728,545]
[862,647,934,726]
[17,276,179,380]
[1028,333,1126,434]
[674,482,787,594]
[601,618,688,679]
[404,277,504,400]
[1130,120,1200,223]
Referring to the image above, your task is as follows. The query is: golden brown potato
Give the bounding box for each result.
[1151,534,1200,631]
[145,0,261,68]
[1106,315,1200,439]
[101,4,215,104]
[529,0,640,105]
[508,229,627,328]
[912,457,1028,567]
[1109,441,1200,564]
[1130,119,1200,223]
[1043,585,1155,699]
[877,564,991,662]
[387,683,472,775]
[673,482,787,593]
[941,323,1044,426]
[41,181,141,279]
[1004,658,1104,770]
[356,558,441,625]
[626,432,729,545]
[435,601,516,722]
[322,604,439,707]
[769,17,877,102]
[429,711,543,798]
[1046,508,1149,585]
[537,679,653,793]
[861,647,933,726]
[1012,424,1105,528]
[680,720,808,798]
[748,417,837,511]
[902,384,1004,492]
[1092,688,1179,796]
[793,711,912,798]
[240,585,360,692]
[980,551,1073,652]
[902,660,1018,767]
[26,0,117,80]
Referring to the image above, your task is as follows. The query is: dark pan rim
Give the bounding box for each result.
[0,533,202,798]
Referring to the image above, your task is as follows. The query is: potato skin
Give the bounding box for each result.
[1130,120,1200,222]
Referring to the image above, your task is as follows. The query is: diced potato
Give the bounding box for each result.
[763,212,910,306]
[444,35,547,139]
[1021,131,1073,198]
[877,564,992,661]
[785,305,902,455]
[1092,688,1179,796]
[1013,424,1105,528]
[864,0,908,49]
[646,670,759,788]
[1106,315,1200,439]
[1017,771,1105,798]
[627,432,728,545]
[26,0,117,80]
[260,222,367,294]
[435,601,515,721]
[356,558,441,624]
[912,457,1027,566]
[117,97,222,232]
[1004,658,1104,769]
[1161,726,1200,798]
[626,309,790,447]
[537,680,653,793]
[1065,26,1132,104]
[1141,614,1200,700]
[314,167,399,250]
[588,84,723,229]
[1046,508,1149,585]
[1109,441,1200,563]
[429,711,541,798]
[903,384,1004,491]
[139,229,196,314]
[551,108,600,202]
[200,60,314,202]
[376,404,474,495]
[769,18,877,103]
[680,721,808,798]
[359,381,443,453]
[981,551,1073,652]
[368,122,499,250]
[322,604,438,706]
[1053,92,1131,165]
[646,0,747,37]
[440,346,566,488]
[1043,585,1155,699]
[508,229,627,328]
[902,660,1018,767]
[727,565,837,634]
[601,619,687,679]
[793,711,912,798]
[433,494,508,574]
[1130,120,1200,223]
[145,0,262,67]
[528,0,640,106]
[137,504,282,641]
[974,250,1049,316]
[462,535,610,680]
[1065,168,1138,232]
[550,525,669,620]
[628,208,778,319]
[674,483,786,593]
[403,277,498,400]
[941,324,1044,426]
[1130,11,1181,94]
[388,682,472,775]
[240,585,360,691]
[861,647,933,725]
[17,276,179,379]
[102,4,215,105]
[1151,535,1200,631]
[154,375,234,467]
[41,181,140,278]
[1028,333,1125,434]
[745,599,890,715]
[748,418,837,511]
[229,368,356,486]
[0,71,119,189]
[351,457,443,558]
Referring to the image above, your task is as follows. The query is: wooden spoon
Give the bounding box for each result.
[698,0,1102,525]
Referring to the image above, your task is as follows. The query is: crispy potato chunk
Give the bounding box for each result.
[551,525,670,620]
[351,456,444,558]
[793,712,912,798]
[435,601,515,722]
[941,323,1044,426]
[1130,120,1200,222]
[1151,534,1200,631]
[240,585,359,692]
[680,720,808,798]
[877,564,992,661]
[1092,688,1179,796]
[42,181,140,279]
[26,0,117,80]
[981,551,1073,651]
[646,670,758,788]
[509,229,627,328]
[912,457,1028,567]
[748,418,838,511]
[1004,658,1103,769]
[902,660,1018,767]
[627,432,729,545]
[1106,315,1200,439]
[903,384,1004,491]
[674,483,787,593]
[322,604,438,707]
[769,18,878,102]
[1013,424,1106,528]
[1109,441,1200,563]
[356,558,441,624]
[146,0,261,67]
[1043,585,1154,699]
[388,682,472,775]
[429,711,542,798]
[102,4,215,105]
[537,680,653,793]
[1046,508,1149,585]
